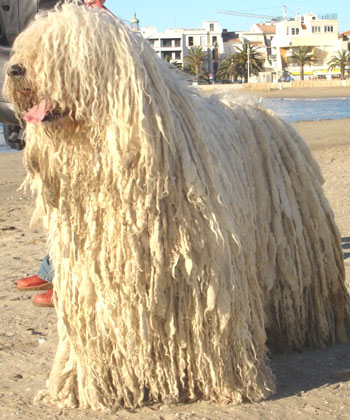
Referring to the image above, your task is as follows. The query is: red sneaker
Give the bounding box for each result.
[16,275,53,291]
[33,288,54,307]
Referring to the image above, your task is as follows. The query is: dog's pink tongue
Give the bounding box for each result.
[23,100,50,123]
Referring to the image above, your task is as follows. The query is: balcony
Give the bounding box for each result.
[161,39,182,48]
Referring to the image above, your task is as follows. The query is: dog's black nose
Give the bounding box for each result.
[7,64,26,77]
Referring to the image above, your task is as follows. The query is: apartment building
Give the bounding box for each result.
[141,22,224,75]
[271,12,342,79]
[235,24,276,71]
[340,30,350,52]
[141,12,348,82]
[221,29,240,55]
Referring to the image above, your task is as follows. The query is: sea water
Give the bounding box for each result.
[261,97,350,123]
[1,97,350,153]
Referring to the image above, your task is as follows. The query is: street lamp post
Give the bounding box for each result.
[247,43,250,83]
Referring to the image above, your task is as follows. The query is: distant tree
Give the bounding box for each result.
[184,46,207,81]
[216,54,239,82]
[171,61,183,70]
[328,50,350,80]
[287,46,315,80]
[217,42,264,83]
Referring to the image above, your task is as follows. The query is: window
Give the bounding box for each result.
[175,51,181,60]
[188,36,193,46]
[290,27,299,35]
[312,26,321,33]
[324,25,333,32]
[212,36,217,44]
[210,23,214,31]
[175,39,181,47]
[162,51,172,62]
[162,39,172,47]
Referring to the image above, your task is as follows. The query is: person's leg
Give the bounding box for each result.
[37,255,54,283]
[33,287,54,307]
[16,255,54,290]
[33,255,55,307]
[3,125,26,150]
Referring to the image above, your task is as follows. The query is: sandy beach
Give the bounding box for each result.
[1,91,350,419]
[198,84,350,99]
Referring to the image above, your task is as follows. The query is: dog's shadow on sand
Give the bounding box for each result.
[268,236,350,400]
[270,342,350,400]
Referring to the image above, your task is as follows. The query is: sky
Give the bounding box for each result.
[106,1,350,33]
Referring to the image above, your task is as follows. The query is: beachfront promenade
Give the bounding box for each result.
[198,79,350,97]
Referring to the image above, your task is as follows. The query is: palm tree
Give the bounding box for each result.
[287,46,315,81]
[171,61,183,70]
[328,50,350,80]
[217,42,264,83]
[184,46,207,82]
[216,54,239,82]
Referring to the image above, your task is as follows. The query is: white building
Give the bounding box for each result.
[231,24,276,72]
[142,22,224,75]
[340,30,350,52]
[271,12,341,79]
[141,12,349,82]
[219,24,276,82]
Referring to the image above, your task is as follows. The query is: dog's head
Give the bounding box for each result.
[4,2,149,130]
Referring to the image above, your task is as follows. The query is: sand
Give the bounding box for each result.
[198,84,350,99]
[1,99,350,419]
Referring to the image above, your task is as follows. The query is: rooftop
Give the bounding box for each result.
[256,24,276,34]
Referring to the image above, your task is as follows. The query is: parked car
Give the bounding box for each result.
[278,73,293,82]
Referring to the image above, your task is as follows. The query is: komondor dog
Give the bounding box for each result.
[4,2,350,411]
